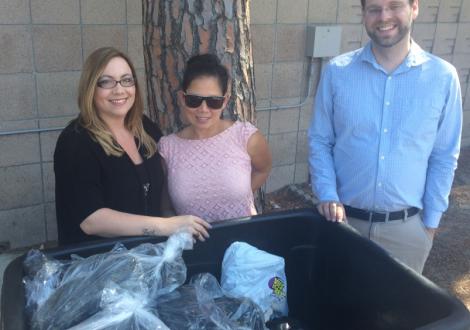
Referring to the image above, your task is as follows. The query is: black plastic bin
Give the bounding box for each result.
[2,209,470,330]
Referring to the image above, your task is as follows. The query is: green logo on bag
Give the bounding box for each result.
[268,276,286,298]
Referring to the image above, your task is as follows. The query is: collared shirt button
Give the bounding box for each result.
[380,155,385,160]
[385,101,390,106]
[387,76,392,80]
[383,128,388,133]
[378,182,382,187]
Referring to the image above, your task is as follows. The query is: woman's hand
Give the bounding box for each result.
[157,215,212,242]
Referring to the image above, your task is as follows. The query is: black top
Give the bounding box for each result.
[54,116,164,245]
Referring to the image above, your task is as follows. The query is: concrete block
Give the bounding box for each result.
[463,110,470,129]
[412,23,437,53]
[455,23,470,53]
[42,162,54,203]
[0,119,38,131]
[465,85,470,111]
[127,0,143,24]
[277,0,308,24]
[0,0,29,23]
[341,24,363,53]
[0,73,35,121]
[296,130,309,163]
[45,202,58,243]
[83,25,127,59]
[39,116,76,129]
[37,71,81,117]
[361,26,371,46]
[462,85,470,111]
[461,0,470,22]
[432,23,458,55]
[275,25,306,62]
[272,62,304,98]
[254,63,273,100]
[269,132,297,166]
[308,0,337,24]
[40,131,61,162]
[0,205,46,248]
[251,0,276,24]
[461,135,470,148]
[0,164,43,210]
[255,109,270,136]
[269,105,299,134]
[81,0,126,24]
[416,0,439,23]
[462,83,468,103]
[0,134,40,167]
[128,25,145,70]
[251,25,275,64]
[452,54,470,86]
[294,162,309,184]
[337,0,363,24]
[32,25,82,72]
[299,98,313,131]
[265,164,295,193]
[437,0,461,23]
[0,26,33,74]
[31,0,80,24]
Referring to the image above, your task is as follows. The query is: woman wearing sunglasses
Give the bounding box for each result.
[158,54,272,222]
[54,47,210,245]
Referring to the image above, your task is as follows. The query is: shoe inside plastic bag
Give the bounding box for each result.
[23,232,192,330]
[157,273,267,330]
[221,242,289,322]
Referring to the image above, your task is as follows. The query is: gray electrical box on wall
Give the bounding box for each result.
[306,25,342,58]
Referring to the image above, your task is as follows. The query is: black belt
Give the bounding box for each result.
[344,205,420,222]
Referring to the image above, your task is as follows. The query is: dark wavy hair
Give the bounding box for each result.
[182,54,229,95]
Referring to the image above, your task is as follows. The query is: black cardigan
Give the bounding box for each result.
[54,116,164,245]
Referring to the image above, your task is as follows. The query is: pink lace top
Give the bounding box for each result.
[158,121,257,222]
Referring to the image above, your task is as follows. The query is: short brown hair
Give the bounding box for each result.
[361,0,415,8]
[77,47,156,157]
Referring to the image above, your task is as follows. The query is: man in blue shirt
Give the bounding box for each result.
[308,0,462,273]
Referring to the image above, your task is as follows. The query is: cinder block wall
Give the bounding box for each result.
[0,0,145,248]
[253,0,470,193]
[0,0,469,248]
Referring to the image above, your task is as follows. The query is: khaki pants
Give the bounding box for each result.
[347,213,433,273]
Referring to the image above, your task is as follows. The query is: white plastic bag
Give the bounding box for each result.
[221,242,288,322]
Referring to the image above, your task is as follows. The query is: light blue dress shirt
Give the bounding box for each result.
[308,42,462,228]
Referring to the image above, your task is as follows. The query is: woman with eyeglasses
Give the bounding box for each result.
[158,54,272,222]
[54,47,210,245]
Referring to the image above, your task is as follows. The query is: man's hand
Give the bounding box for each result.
[317,202,347,222]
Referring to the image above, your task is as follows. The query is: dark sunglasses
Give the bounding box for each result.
[183,93,225,109]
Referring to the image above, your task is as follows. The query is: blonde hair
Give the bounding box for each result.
[77,47,157,158]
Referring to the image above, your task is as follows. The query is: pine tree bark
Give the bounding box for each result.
[142,0,256,134]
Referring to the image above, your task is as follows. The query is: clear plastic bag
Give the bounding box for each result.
[67,283,169,330]
[22,249,68,318]
[221,242,289,322]
[24,232,192,330]
[157,273,267,330]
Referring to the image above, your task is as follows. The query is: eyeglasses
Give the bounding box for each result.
[97,76,136,89]
[364,3,406,17]
[183,93,225,110]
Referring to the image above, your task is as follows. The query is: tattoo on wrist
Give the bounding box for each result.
[142,228,156,236]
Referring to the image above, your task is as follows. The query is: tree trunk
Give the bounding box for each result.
[142,0,256,134]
